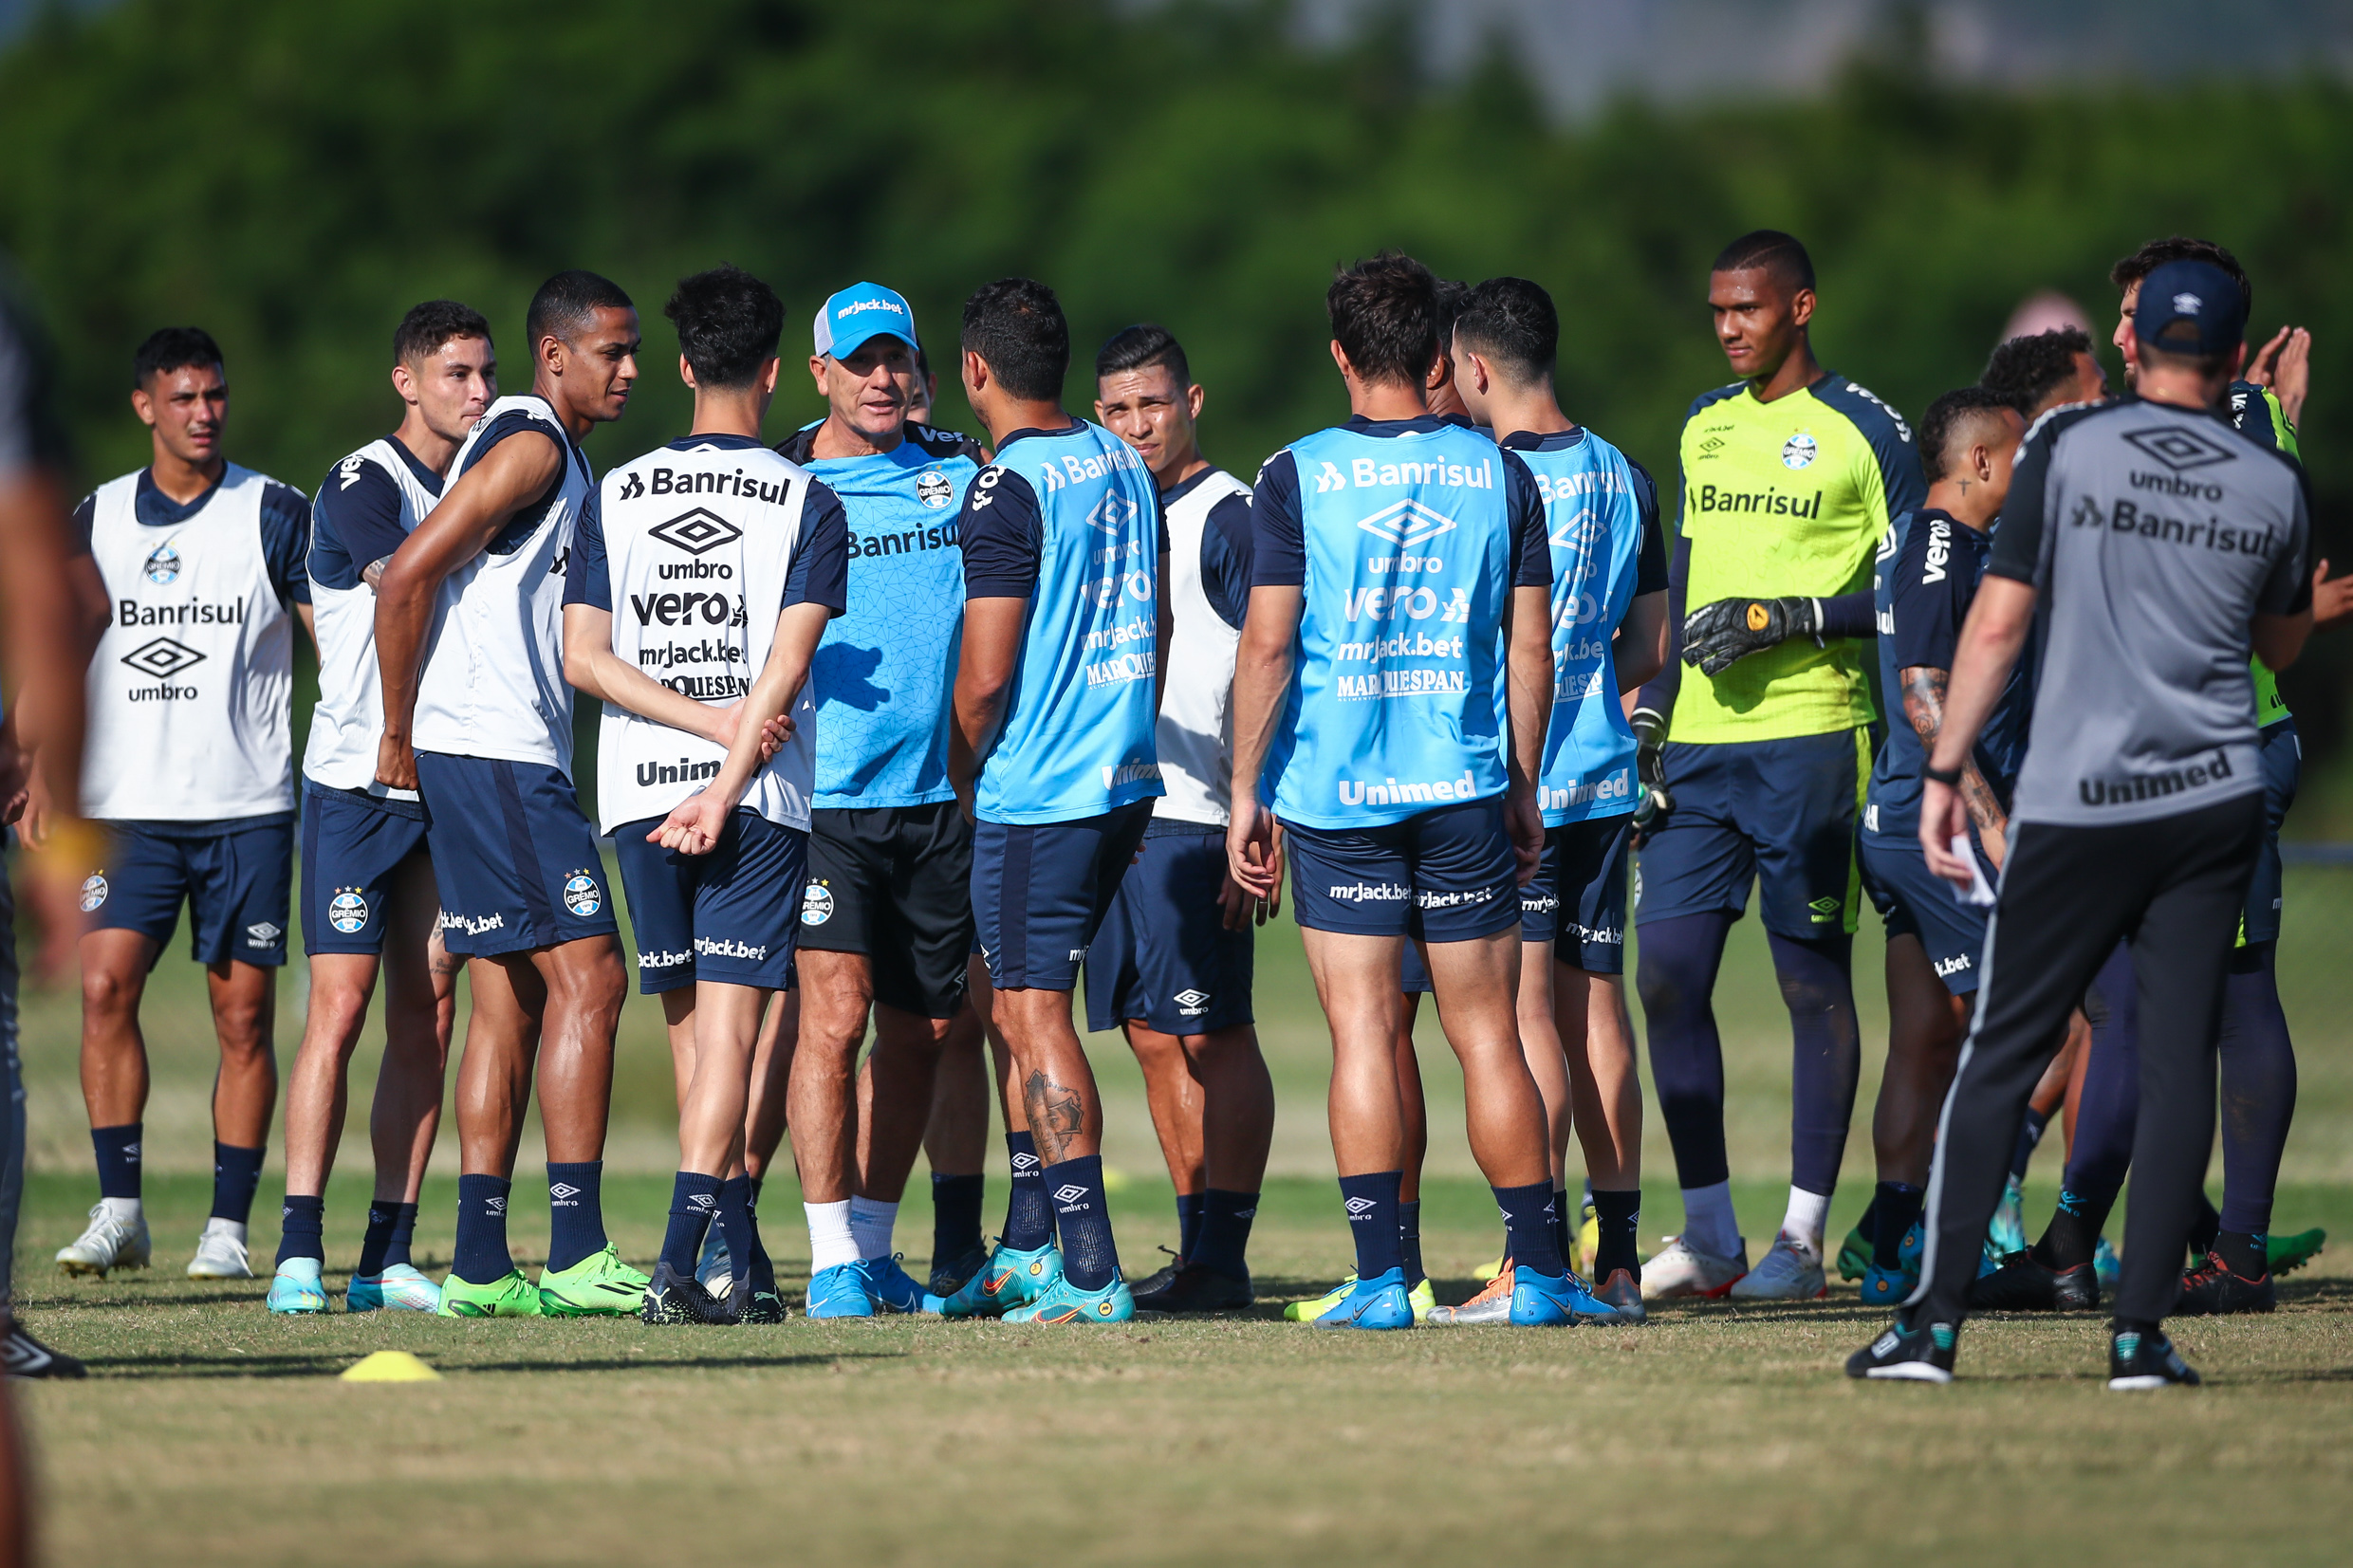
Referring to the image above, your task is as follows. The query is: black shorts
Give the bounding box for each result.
[800,801,974,1018]
[1547,815,1633,975]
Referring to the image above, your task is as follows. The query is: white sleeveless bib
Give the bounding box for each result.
[1155,467,1251,825]
[303,439,440,797]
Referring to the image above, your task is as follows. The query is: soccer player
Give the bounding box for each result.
[1229,250,1614,1330]
[1631,230,1924,1301]
[1983,326,2109,418]
[1850,260,2310,1387]
[769,282,984,1316]
[1433,276,1668,1322]
[1087,323,1274,1312]
[373,270,642,1318]
[946,276,1165,1325]
[265,303,492,1315]
[1851,388,2027,1307]
[565,264,843,1324]
[53,327,314,1283]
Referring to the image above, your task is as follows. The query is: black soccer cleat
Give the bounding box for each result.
[926,1241,991,1299]
[737,1286,787,1324]
[641,1260,736,1325]
[1845,1318,1956,1383]
[1968,1250,2100,1312]
[1126,1248,1183,1304]
[3,1322,86,1380]
[2108,1326,2201,1390]
[2175,1254,2275,1316]
[1133,1261,1253,1313]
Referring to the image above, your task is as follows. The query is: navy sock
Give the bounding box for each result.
[275,1194,324,1266]
[1192,1189,1258,1280]
[661,1171,722,1277]
[91,1122,143,1201]
[2036,1188,2105,1271]
[1494,1181,1566,1276]
[1765,932,1862,1197]
[357,1201,405,1276]
[383,1202,419,1269]
[211,1142,265,1224]
[719,1173,773,1296]
[932,1171,984,1263]
[1551,1188,1575,1268]
[2010,1105,2049,1184]
[545,1160,607,1272]
[1175,1190,1207,1261]
[452,1174,514,1285]
[1397,1198,1424,1287]
[1044,1154,1119,1291]
[748,1174,763,1206]
[2215,1227,2266,1279]
[1873,1181,1924,1269]
[1592,1188,1641,1279]
[1341,1171,1404,1282]
[1002,1133,1053,1252]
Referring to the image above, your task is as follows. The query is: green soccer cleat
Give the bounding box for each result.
[999,1271,1135,1325]
[1837,1223,1873,1283]
[436,1269,546,1318]
[536,1245,651,1318]
[2268,1227,2325,1276]
[931,1241,1063,1318]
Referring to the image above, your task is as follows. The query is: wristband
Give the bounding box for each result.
[1921,763,1963,787]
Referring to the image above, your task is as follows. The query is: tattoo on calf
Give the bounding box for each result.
[1022,1070,1085,1162]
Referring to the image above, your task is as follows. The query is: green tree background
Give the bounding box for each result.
[6,0,2348,811]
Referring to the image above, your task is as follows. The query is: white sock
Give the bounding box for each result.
[848,1197,899,1262]
[1781,1187,1831,1253]
[1679,1181,1741,1261]
[98,1196,142,1225]
[806,1199,859,1272]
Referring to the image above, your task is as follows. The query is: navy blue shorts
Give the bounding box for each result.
[300,783,432,957]
[973,801,1154,991]
[1859,832,1990,994]
[1517,836,1562,945]
[414,752,619,958]
[2243,719,2299,946]
[1548,815,1633,975]
[1860,843,1919,943]
[1084,823,1254,1036]
[613,808,805,994]
[1285,796,1519,943]
[83,817,293,968]
[1634,729,1867,939]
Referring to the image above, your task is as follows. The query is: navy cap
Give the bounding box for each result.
[2134,260,2247,357]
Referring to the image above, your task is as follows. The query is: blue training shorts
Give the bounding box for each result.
[83,816,292,968]
[1285,795,1519,944]
[973,801,1154,992]
[1084,821,1254,1036]
[613,807,805,994]
[300,782,432,957]
[1547,814,1633,975]
[1634,729,1867,940]
[414,752,618,958]
[1860,830,1991,995]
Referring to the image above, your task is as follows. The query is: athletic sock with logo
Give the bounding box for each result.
[91,1122,142,1202]
[275,1194,325,1266]
[2010,1106,2049,1183]
[2034,1189,2106,1271]
[2214,1228,2267,1278]
[1781,1186,1831,1255]
[806,1198,859,1273]
[849,1196,899,1262]
[452,1174,514,1285]
[1592,1188,1641,1279]
[1872,1182,1924,1269]
[1001,1132,1053,1251]
[661,1171,723,1278]
[1494,1182,1566,1277]
[211,1142,265,1224]
[1192,1189,1258,1280]
[356,1201,407,1276]
[1176,1190,1207,1262]
[544,1160,606,1272]
[1398,1199,1425,1287]
[1551,1188,1575,1268]
[1045,1154,1119,1292]
[1678,1179,1741,1262]
[718,1174,768,1297]
[931,1171,984,1264]
[1341,1171,1405,1282]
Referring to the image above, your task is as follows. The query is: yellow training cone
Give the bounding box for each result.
[340,1350,441,1383]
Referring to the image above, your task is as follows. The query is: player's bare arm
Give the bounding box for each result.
[1503,581,1551,882]
[1225,582,1299,901]
[1918,575,2034,885]
[947,596,1023,817]
[1899,663,2007,868]
[651,600,831,855]
[560,603,741,748]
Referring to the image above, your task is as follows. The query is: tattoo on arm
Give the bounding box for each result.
[1900,664,2008,843]
[1021,1069,1086,1164]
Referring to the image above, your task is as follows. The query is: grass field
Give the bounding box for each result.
[9,864,2353,1566]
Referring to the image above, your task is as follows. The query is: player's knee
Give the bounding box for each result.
[80,962,140,1021]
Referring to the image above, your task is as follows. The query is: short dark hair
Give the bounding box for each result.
[1980,326,2093,415]
[526,269,634,351]
[2111,236,2251,308]
[961,278,1069,402]
[1432,278,1470,364]
[1096,323,1190,389]
[1327,250,1439,388]
[1919,386,2017,484]
[1454,277,1559,385]
[1711,229,1816,292]
[664,265,784,390]
[133,326,222,389]
[392,301,491,368]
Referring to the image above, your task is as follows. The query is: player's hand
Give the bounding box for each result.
[15,767,49,845]
[1681,596,1821,677]
[650,789,731,857]
[1918,778,1974,888]
[2311,559,2353,634]
[375,731,419,793]
[2246,325,2311,430]
[1228,794,1279,902]
[1506,779,1544,886]
[0,729,28,829]
[1628,706,1674,845]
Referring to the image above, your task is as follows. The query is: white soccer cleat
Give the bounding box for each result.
[55,1200,151,1278]
[187,1218,255,1280]
[346,1264,442,1313]
[1639,1233,1747,1300]
[696,1230,734,1301]
[1727,1231,1827,1301]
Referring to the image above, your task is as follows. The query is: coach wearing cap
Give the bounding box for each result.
[1845,259,2313,1390]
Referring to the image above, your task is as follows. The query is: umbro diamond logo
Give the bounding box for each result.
[648,507,744,555]
[1355,499,1456,548]
[1344,1197,1378,1216]
[688,1192,715,1209]
[549,1183,583,1202]
[246,921,283,946]
[121,636,205,679]
[485,1197,506,1214]
[1051,1185,1088,1204]
[2123,425,2238,472]
[1011,1153,1039,1171]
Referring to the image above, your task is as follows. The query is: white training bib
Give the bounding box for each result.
[593,437,820,835]
[1154,466,1251,826]
[83,464,293,821]
[303,438,440,797]
[411,396,591,770]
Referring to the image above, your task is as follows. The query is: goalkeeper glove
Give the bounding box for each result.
[1629,707,1672,838]
[1680,596,1823,677]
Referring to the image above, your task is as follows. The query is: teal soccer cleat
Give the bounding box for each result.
[267,1258,328,1315]
[1311,1267,1416,1330]
[806,1263,876,1319]
[930,1241,1064,1318]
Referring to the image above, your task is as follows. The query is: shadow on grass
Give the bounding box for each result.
[84,1348,903,1380]
[30,1289,269,1311]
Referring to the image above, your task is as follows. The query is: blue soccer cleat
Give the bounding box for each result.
[1311,1266,1416,1330]
[805,1262,876,1319]
[999,1270,1135,1325]
[860,1254,934,1314]
[2093,1236,2121,1295]
[1859,1262,1913,1307]
[1509,1266,1624,1326]
[930,1241,1064,1318]
[267,1258,328,1315]
[347,1263,442,1313]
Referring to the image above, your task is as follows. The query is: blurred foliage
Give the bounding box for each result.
[5,0,2352,784]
